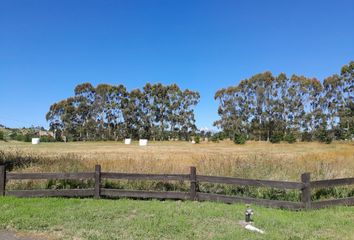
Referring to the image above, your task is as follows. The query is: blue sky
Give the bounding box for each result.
[1,0,353,130]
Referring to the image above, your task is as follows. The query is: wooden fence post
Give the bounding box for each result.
[190,166,197,201]
[0,165,5,196]
[301,172,311,209]
[94,165,101,199]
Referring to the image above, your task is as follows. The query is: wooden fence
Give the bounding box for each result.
[1,165,354,210]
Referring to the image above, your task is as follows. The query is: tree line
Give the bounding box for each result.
[46,61,353,143]
[46,83,200,141]
[214,61,353,143]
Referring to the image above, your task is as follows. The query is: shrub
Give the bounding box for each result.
[15,134,25,141]
[9,132,17,140]
[217,132,226,141]
[233,133,246,144]
[24,133,33,142]
[270,132,283,143]
[40,135,56,142]
[301,131,312,142]
[316,128,333,144]
[194,135,200,144]
[209,132,226,141]
[210,135,219,142]
[284,133,296,143]
[0,130,4,141]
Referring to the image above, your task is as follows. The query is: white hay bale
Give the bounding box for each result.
[191,140,196,144]
[139,139,148,146]
[124,138,131,145]
[32,138,40,144]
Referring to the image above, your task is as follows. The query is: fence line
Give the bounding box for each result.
[1,164,354,210]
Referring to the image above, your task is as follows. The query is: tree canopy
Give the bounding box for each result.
[214,61,354,142]
[46,83,200,141]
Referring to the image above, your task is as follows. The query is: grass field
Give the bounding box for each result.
[1,141,354,239]
[1,197,354,240]
[1,140,353,180]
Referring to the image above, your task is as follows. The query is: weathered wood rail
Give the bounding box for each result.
[1,165,354,210]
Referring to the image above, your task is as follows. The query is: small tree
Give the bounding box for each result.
[40,135,56,142]
[284,132,296,143]
[233,133,246,144]
[211,134,219,142]
[15,134,24,141]
[24,133,32,142]
[0,131,4,141]
[194,135,200,144]
[270,132,283,143]
[316,127,333,144]
[301,131,312,142]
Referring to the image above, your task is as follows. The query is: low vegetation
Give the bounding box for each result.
[1,141,353,201]
[0,197,353,240]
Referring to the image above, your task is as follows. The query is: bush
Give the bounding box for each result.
[15,134,24,141]
[270,132,283,143]
[301,131,312,142]
[210,135,219,142]
[194,135,200,144]
[40,135,56,142]
[284,133,296,143]
[0,131,4,141]
[316,128,333,144]
[24,133,33,142]
[216,132,226,141]
[233,133,246,144]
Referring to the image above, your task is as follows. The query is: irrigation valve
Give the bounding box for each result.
[245,205,254,223]
[240,205,264,234]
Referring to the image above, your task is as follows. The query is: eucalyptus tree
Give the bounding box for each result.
[215,72,326,142]
[178,89,200,140]
[46,82,200,141]
[46,98,79,141]
[214,61,354,143]
[74,83,96,139]
[323,74,343,129]
[339,61,354,137]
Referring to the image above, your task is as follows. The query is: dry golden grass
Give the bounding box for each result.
[1,140,353,181]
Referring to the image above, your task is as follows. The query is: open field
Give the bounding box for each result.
[1,141,353,181]
[1,141,354,239]
[1,197,354,240]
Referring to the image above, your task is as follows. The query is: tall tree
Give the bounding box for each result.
[215,61,354,142]
[47,82,200,141]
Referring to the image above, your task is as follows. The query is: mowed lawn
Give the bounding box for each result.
[0,197,354,240]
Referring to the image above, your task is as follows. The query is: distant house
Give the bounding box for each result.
[38,130,54,138]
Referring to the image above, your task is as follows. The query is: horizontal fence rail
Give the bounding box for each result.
[7,189,94,198]
[197,175,304,190]
[101,172,190,181]
[311,177,354,188]
[101,189,190,200]
[1,164,354,210]
[7,172,95,180]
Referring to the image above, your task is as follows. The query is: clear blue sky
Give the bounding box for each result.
[1,0,353,130]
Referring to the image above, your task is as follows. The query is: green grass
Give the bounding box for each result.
[0,197,354,240]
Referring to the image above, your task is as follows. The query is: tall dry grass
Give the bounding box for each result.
[1,141,354,200]
[1,140,353,180]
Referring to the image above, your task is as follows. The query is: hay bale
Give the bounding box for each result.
[139,139,148,146]
[31,138,40,144]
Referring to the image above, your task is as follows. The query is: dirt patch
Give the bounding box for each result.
[0,230,51,240]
